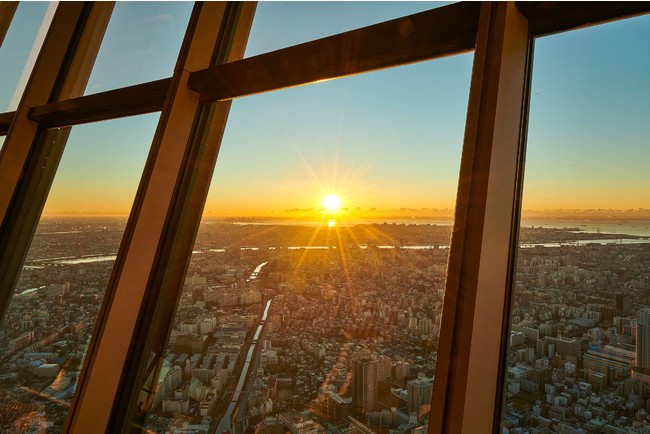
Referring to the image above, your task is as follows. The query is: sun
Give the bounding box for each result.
[323,194,341,212]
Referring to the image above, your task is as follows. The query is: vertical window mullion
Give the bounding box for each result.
[0,2,19,48]
[0,1,113,325]
[430,3,532,433]
[63,3,256,433]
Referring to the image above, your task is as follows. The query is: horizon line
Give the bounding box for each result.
[38,209,650,221]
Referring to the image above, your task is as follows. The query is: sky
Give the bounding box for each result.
[1,2,649,218]
[523,15,650,214]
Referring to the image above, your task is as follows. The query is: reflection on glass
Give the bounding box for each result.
[140,52,472,433]
[245,2,447,57]
[84,2,192,95]
[501,15,650,434]
[0,114,158,433]
[0,2,55,112]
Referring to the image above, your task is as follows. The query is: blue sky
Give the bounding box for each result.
[524,13,650,210]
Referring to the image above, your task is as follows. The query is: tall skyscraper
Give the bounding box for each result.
[634,308,650,382]
[352,357,378,413]
[377,355,392,382]
[616,293,632,317]
[407,375,433,415]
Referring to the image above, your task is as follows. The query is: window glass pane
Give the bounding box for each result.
[0,114,158,433]
[245,1,451,58]
[0,2,55,112]
[141,54,472,433]
[501,15,650,433]
[83,2,192,95]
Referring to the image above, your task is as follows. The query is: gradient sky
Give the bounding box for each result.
[1,3,649,217]
[524,15,650,212]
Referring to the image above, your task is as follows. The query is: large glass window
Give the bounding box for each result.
[501,14,650,433]
[0,114,159,433]
[139,48,472,432]
[0,2,55,112]
[83,2,192,95]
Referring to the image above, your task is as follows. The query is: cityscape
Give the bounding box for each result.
[1,1,649,434]
[0,216,649,434]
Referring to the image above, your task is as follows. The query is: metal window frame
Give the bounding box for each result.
[0,1,113,320]
[0,2,18,48]
[430,3,532,433]
[65,3,257,433]
[0,2,648,433]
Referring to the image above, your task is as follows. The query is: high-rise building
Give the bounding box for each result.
[407,375,433,415]
[616,293,632,317]
[352,357,378,413]
[377,355,392,382]
[583,344,635,383]
[553,336,581,359]
[634,308,650,382]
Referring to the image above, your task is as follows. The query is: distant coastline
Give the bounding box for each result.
[41,207,650,221]
[37,213,650,237]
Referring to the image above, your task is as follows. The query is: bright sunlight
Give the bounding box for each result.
[323,194,341,212]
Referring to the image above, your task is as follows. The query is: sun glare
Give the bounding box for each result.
[323,194,341,212]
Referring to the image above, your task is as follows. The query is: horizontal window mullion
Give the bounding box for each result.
[27,78,171,129]
[517,1,650,37]
[188,2,480,102]
[0,111,14,134]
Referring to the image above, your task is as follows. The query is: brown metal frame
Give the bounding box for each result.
[1,2,87,224]
[0,1,113,320]
[188,2,480,101]
[518,1,650,37]
[0,2,649,433]
[0,111,12,134]
[430,3,532,433]
[64,3,256,433]
[28,78,170,128]
[0,2,18,48]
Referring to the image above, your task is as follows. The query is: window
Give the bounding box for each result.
[84,2,192,95]
[0,2,55,112]
[138,53,471,433]
[501,14,650,433]
[0,3,648,434]
[0,115,158,433]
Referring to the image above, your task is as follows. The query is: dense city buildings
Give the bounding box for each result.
[2,2,650,434]
[503,237,650,433]
[1,217,649,434]
[0,218,448,433]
